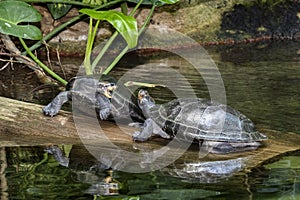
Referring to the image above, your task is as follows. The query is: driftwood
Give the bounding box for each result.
[0,96,300,171]
[0,96,136,146]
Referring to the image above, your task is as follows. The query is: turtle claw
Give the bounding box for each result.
[99,108,110,120]
[132,131,149,142]
[158,132,171,139]
[43,91,69,117]
[43,103,59,117]
[128,122,143,128]
[132,118,171,141]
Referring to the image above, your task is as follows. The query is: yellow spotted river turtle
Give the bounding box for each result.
[43,76,145,123]
[133,89,268,154]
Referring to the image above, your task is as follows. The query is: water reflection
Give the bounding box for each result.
[2,145,300,199]
[163,157,248,183]
[4,144,252,197]
[48,144,251,184]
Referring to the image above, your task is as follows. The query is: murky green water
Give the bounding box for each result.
[0,41,299,199]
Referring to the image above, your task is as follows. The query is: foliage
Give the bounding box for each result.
[79,9,138,74]
[80,9,138,48]
[0,1,42,40]
[47,3,72,19]
[0,0,179,84]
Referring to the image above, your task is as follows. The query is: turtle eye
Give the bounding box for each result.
[97,82,116,89]
[103,82,116,88]
[107,83,117,91]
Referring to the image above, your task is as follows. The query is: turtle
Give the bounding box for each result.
[132,89,268,154]
[43,76,145,123]
[163,157,249,183]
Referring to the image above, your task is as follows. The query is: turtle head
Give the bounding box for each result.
[97,82,117,98]
[137,89,155,118]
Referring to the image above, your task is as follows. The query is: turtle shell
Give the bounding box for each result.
[149,98,267,143]
[69,75,112,109]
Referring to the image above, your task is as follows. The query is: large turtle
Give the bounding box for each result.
[133,89,268,154]
[43,76,145,123]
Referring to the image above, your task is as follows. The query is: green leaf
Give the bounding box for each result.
[0,1,42,40]
[127,0,179,6]
[47,3,72,20]
[80,9,138,48]
[0,22,41,40]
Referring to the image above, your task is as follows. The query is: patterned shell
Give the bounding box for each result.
[149,98,268,143]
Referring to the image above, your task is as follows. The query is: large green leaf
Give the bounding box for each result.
[80,9,138,48]
[127,0,179,6]
[0,1,42,40]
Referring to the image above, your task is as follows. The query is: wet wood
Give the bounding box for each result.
[0,96,299,170]
[0,96,136,139]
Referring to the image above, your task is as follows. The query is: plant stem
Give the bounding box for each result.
[120,2,128,15]
[139,4,156,35]
[19,38,67,85]
[84,19,100,75]
[84,18,94,75]
[102,4,156,75]
[101,46,128,75]
[129,0,144,16]
[23,0,100,7]
[25,0,124,54]
[91,0,144,72]
[90,31,118,72]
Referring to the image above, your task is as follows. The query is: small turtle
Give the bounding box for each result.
[133,89,268,153]
[43,76,145,123]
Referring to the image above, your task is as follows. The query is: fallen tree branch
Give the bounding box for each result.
[0,96,135,140]
[0,96,299,170]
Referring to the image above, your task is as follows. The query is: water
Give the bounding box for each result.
[112,41,300,134]
[0,41,299,199]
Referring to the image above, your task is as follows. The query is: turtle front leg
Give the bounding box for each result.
[96,94,112,120]
[133,118,171,141]
[43,91,69,117]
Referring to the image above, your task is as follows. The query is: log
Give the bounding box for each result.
[0,96,137,146]
[0,96,300,171]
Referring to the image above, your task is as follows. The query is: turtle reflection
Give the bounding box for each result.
[46,144,251,193]
[45,145,119,196]
[163,157,249,183]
